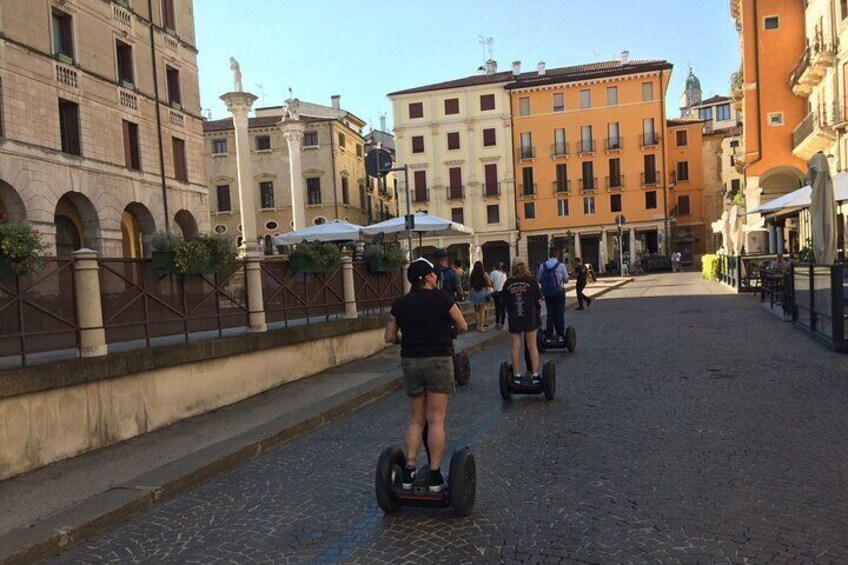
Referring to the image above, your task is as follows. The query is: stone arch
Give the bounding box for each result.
[54,192,101,259]
[760,166,805,199]
[174,209,199,238]
[122,202,157,258]
[0,180,28,222]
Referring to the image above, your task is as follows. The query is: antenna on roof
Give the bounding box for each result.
[478,35,494,62]
[255,83,266,106]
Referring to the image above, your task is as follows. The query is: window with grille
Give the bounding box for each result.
[216,185,231,212]
[213,139,227,154]
[260,181,274,208]
[307,178,322,205]
[304,132,318,146]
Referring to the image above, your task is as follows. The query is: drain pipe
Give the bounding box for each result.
[148,0,170,230]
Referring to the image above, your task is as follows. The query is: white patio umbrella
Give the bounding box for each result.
[598,236,607,273]
[807,152,837,265]
[272,220,364,245]
[361,212,474,256]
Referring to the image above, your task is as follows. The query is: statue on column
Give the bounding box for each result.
[229,57,243,92]
[284,88,300,121]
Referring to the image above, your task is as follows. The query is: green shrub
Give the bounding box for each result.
[289,242,342,268]
[363,243,408,269]
[701,254,720,281]
[149,230,181,252]
[199,233,237,271]
[0,221,47,274]
[173,239,211,273]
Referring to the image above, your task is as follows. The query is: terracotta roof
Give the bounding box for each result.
[202,115,326,133]
[666,118,706,127]
[705,125,742,137]
[388,59,673,97]
[696,95,731,106]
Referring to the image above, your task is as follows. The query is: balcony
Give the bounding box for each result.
[605,137,623,152]
[792,111,837,161]
[550,142,568,158]
[641,171,659,187]
[517,146,536,160]
[519,184,537,198]
[640,133,659,148]
[482,182,501,197]
[791,30,837,96]
[412,188,429,203]
[833,101,848,131]
[446,185,465,201]
[579,177,597,192]
[552,179,570,194]
[576,139,595,155]
[606,175,624,191]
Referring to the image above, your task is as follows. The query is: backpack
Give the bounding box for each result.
[540,262,561,298]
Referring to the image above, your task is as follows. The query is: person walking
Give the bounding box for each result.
[469,261,492,332]
[537,247,568,341]
[384,258,468,492]
[434,248,461,302]
[501,257,542,380]
[489,262,507,329]
[574,257,596,310]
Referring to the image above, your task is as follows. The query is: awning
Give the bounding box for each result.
[753,173,848,217]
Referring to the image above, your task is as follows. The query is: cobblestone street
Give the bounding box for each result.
[49,273,848,564]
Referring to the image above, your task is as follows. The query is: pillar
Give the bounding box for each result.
[243,251,267,333]
[768,223,777,254]
[221,91,260,255]
[72,248,107,357]
[574,232,582,259]
[777,224,786,254]
[342,252,357,319]
[629,228,638,262]
[281,121,307,231]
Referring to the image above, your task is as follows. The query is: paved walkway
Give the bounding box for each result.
[0,279,628,564]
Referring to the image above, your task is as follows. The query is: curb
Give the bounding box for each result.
[0,322,507,565]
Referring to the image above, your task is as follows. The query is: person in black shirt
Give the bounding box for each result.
[385,258,468,493]
[574,257,597,310]
[501,257,542,380]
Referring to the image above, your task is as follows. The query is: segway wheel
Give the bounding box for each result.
[542,361,556,401]
[537,329,546,353]
[453,351,471,386]
[499,362,512,400]
[449,446,477,517]
[565,326,577,353]
[375,444,405,513]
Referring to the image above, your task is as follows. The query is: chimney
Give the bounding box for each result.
[380,114,386,132]
[485,59,497,74]
[621,50,630,65]
[331,95,341,109]
[512,60,521,76]
[537,61,546,75]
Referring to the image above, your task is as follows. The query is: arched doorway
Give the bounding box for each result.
[481,240,510,271]
[121,203,156,258]
[0,180,27,222]
[54,193,100,259]
[174,209,199,239]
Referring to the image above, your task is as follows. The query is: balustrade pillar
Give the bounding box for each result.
[72,248,107,357]
[244,252,267,333]
[342,253,357,319]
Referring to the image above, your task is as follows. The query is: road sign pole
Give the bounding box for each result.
[403,165,413,259]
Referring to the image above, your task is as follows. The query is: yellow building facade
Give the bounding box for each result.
[507,58,673,270]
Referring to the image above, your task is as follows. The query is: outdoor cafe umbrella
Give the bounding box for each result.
[271,220,363,245]
[360,212,474,256]
[807,152,837,265]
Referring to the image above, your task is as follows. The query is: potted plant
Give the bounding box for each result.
[0,220,47,276]
[364,243,408,272]
[173,238,212,274]
[199,233,237,273]
[150,231,182,275]
[288,242,342,273]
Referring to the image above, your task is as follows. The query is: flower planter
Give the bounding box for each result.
[366,257,402,273]
[153,251,219,276]
[289,255,337,274]
[0,255,17,277]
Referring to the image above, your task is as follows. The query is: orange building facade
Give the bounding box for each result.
[732,0,807,252]
[507,59,675,271]
[666,120,709,263]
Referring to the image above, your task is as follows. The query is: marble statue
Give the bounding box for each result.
[284,97,300,121]
[229,57,243,92]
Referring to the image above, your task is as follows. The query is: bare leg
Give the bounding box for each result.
[404,396,426,468]
[525,329,540,374]
[511,333,523,375]
[425,392,449,470]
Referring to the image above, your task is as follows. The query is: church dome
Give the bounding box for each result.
[685,70,701,92]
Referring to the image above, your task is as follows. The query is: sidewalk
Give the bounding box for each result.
[0,278,628,564]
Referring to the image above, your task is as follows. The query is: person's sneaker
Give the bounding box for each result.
[401,466,416,490]
[428,468,447,493]
[513,373,523,384]
[531,372,541,383]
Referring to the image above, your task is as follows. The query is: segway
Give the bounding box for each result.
[375,426,476,517]
[537,325,577,353]
[499,359,556,401]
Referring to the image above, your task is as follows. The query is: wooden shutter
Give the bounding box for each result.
[483,128,496,146]
[485,164,498,195]
[173,137,187,181]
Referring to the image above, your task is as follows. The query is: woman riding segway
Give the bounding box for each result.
[501,257,542,380]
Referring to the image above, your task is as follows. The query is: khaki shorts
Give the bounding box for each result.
[401,356,455,397]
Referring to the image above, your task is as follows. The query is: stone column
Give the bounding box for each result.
[768,223,777,254]
[221,91,260,255]
[342,252,357,319]
[72,248,107,357]
[777,224,786,254]
[629,228,638,262]
[243,251,267,333]
[281,120,306,231]
[574,232,582,259]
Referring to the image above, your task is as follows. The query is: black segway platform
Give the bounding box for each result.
[537,326,577,353]
[375,444,476,517]
[499,360,556,401]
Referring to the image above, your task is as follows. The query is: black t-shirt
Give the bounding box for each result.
[502,276,541,332]
[390,288,455,358]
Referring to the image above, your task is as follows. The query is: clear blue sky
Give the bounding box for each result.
[195,1,739,128]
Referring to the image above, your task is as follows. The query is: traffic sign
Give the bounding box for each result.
[365,148,393,178]
[615,214,626,226]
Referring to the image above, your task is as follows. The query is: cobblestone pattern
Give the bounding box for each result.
[50,273,848,564]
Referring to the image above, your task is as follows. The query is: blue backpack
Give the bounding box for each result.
[540,262,561,298]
